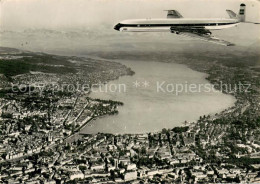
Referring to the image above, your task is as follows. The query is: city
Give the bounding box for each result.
[0,46,260,183]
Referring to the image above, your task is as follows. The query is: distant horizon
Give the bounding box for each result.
[1,0,260,30]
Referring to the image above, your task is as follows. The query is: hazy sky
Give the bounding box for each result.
[1,0,260,30]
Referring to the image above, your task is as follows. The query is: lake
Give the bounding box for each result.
[0,30,237,134]
[81,59,236,134]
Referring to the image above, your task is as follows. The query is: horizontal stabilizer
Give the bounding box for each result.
[245,21,260,24]
[164,10,183,18]
[226,10,237,19]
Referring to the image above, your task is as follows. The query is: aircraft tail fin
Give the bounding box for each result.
[226,4,246,22]
[238,3,246,22]
[227,4,260,24]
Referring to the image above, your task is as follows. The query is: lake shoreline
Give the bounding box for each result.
[81,57,236,134]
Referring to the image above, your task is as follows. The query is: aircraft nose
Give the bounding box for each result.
[114,23,121,31]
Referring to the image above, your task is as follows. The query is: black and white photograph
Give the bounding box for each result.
[0,0,260,183]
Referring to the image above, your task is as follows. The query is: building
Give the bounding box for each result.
[124,171,137,181]
[69,171,84,180]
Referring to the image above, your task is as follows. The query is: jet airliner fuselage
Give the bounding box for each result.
[114,4,248,46]
[114,18,239,32]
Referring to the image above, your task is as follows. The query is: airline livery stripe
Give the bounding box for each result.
[119,22,238,28]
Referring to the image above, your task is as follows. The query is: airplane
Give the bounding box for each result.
[114,4,255,46]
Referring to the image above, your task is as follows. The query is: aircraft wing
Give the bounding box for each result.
[170,27,235,46]
[178,32,235,46]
